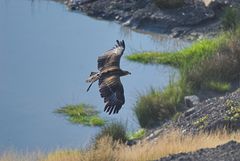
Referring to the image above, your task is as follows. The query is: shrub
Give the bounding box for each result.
[154,0,185,9]
[134,89,163,128]
[222,6,240,31]
[94,121,127,143]
[134,78,188,128]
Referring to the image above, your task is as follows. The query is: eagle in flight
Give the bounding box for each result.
[86,40,131,115]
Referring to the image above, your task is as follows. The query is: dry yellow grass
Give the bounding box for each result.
[43,130,240,161]
[1,130,240,161]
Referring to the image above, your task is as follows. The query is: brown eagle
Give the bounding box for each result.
[86,40,131,114]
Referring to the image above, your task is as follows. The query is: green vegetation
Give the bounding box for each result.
[154,0,185,9]
[128,12,240,128]
[94,123,146,144]
[134,78,190,128]
[206,81,231,93]
[55,104,105,126]
[127,128,146,140]
[94,121,127,143]
[127,37,224,67]
[127,28,240,89]
[193,115,209,129]
[225,99,240,121]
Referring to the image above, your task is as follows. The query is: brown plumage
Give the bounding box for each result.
[86,40,131,114]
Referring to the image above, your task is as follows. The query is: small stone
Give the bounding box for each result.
[115,15,120,20]
[122,19,132,26]
[219,96,224,100]
[184,95,200,108]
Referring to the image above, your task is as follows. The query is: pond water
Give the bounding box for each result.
[0,0,190,151]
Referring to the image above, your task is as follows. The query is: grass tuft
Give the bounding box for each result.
[55,104,105,126]
[94,121,127,143]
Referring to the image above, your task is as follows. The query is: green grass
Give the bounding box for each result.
[206,81,231,93]
[127,128,146,140]
[126,37,224,67]
[55,104,105,126]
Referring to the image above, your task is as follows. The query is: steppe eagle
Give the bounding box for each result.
[86,40,131,114]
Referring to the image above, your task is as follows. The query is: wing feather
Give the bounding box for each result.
[99,75,125,114]
[97,40,125,71]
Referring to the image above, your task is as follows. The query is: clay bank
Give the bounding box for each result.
[62,0,240,39]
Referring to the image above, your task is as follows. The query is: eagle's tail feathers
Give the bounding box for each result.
[86,72,100,91]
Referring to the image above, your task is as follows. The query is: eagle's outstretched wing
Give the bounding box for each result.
[97,40,125,71]
[99,75,125,115]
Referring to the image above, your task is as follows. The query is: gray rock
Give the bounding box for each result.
[184,107,196,117]
[184,95,200,108]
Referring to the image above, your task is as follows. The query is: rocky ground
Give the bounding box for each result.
[144,88,240,141]
[155,140,240,161]
[62,0,240,39]
[144,89,240,161]
[173,88,240,134]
